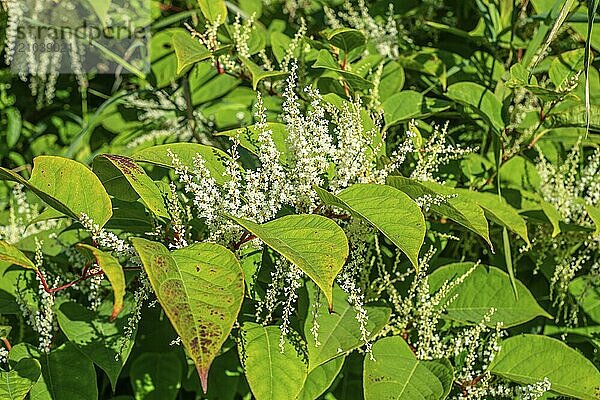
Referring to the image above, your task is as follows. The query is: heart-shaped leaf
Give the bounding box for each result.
[490,335,600,399]
[131,238,244,393]
[227,214,349,309]
[56,299,136,390]
[315,184,425,269]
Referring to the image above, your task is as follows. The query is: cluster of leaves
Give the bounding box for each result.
[1,0,600,399]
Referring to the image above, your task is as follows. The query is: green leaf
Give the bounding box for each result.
[240,57,286,90]
[456,190,530,245]
[0,358,41,400]
[172,31,212,74]
[85,0,112,25]
[549,49,585,89]
[586,204,600,236]
[297,356,345,400]
[540,200,562,237]
[131,238,244,393]
[198,0,227,24]
[313,50,373,90]
[304,283,390,370]
[446,82,504,132]
[364,336,447,400]
[239,323,308,400]
[490,334,600,400]
[315,184,425,269]
[428,262,551,327]
[130,352,181,400]
[6,108,21,149]
[423,358,454,399]
[9,342,98,400]
[387,176,492,248]
[0,241,36,270]
[56,299,136,390]
[570,275,600,323]
[322,28,366,53]
[76,244,126,320]
[0,156,113,227]
[0,325,11,339]
[93,154,169,219]
[226,214,349,309]
[382,90,450,128]
[133,143,231,185]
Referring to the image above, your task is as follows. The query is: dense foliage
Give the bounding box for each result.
[2,0,600,399]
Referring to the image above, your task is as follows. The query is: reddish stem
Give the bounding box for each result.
[2,337,11,351]
[36,269,105,294]
[233,232,257,250]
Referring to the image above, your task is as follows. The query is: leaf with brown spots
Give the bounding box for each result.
[226,214,349,310]
[93,154,169,219]
[131,238,244,393]
[76,244,126,321]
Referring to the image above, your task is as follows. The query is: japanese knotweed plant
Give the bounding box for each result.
[3,1,600,400]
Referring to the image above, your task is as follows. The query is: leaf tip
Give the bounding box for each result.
[197,365,209,394]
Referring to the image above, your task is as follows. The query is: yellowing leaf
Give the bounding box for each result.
[76,244,126,321]
[131,238,244,393]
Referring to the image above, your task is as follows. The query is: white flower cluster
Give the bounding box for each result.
[324,1,402,58]
[0,184,59,244]
[410,121,474,183]
[15,241,59,354]
[535,144,600,323]
[79,213,132,254]
[124,90,205,148]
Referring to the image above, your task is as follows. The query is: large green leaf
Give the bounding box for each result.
[313,49,373,90]
[364,336,447,400]
[131,238,244,393]
[315,184,425,269]
[0,241,36,270]
[56,299,136,390]
[76,244,126,320]
[304,284,390,370]
[297,356,345,400]
[382,90,450,128]
[198,0,227,23]
[93,154,169,219]
[239,323,308,400]
[490,335,600,399]
[456,190,530,245]
[172,31,212,74]
[446,82,504,132]
[130,352,181,400]
[227,214,348,309]
[0,359,41,400]
[133,143,231,185]
[322,28,366,53]
[9,342,98,400]
[428,263,550,327]
[0,156,112,227]
[387,176,492,248]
